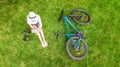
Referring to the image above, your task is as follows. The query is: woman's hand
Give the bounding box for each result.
[29,24,38,29]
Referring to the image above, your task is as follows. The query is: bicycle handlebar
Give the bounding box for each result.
[58,8,64,23]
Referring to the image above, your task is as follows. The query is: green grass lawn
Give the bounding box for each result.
[0,0,120,67]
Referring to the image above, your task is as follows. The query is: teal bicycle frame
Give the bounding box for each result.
[64,16,82,47]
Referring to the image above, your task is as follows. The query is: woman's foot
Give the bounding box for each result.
[42,42,48,48]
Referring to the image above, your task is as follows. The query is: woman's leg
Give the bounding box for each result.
[36,23,48,47]
[39,29,48,46]
[36,32,44,46]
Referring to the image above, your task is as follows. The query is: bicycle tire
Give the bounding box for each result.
[66,36,88,60]
[71,9,91,25]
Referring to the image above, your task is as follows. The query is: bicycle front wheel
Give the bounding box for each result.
[71,9,91,25]
[66,36,88,60]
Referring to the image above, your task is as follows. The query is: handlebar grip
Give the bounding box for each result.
[58,8,64,23]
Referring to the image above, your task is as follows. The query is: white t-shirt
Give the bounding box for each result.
[27,14,42,25]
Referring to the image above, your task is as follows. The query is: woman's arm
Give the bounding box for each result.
[38,22,42,28]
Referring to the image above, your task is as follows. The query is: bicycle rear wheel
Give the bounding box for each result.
[71,9,91,25]
[66,36,88,60]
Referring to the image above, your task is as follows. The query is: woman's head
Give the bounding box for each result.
[28,11,36,19]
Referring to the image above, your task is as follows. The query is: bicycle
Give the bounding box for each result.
[57,8,91,60]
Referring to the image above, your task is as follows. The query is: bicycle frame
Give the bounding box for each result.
[63,16,81,47]
[64,16,78,38]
